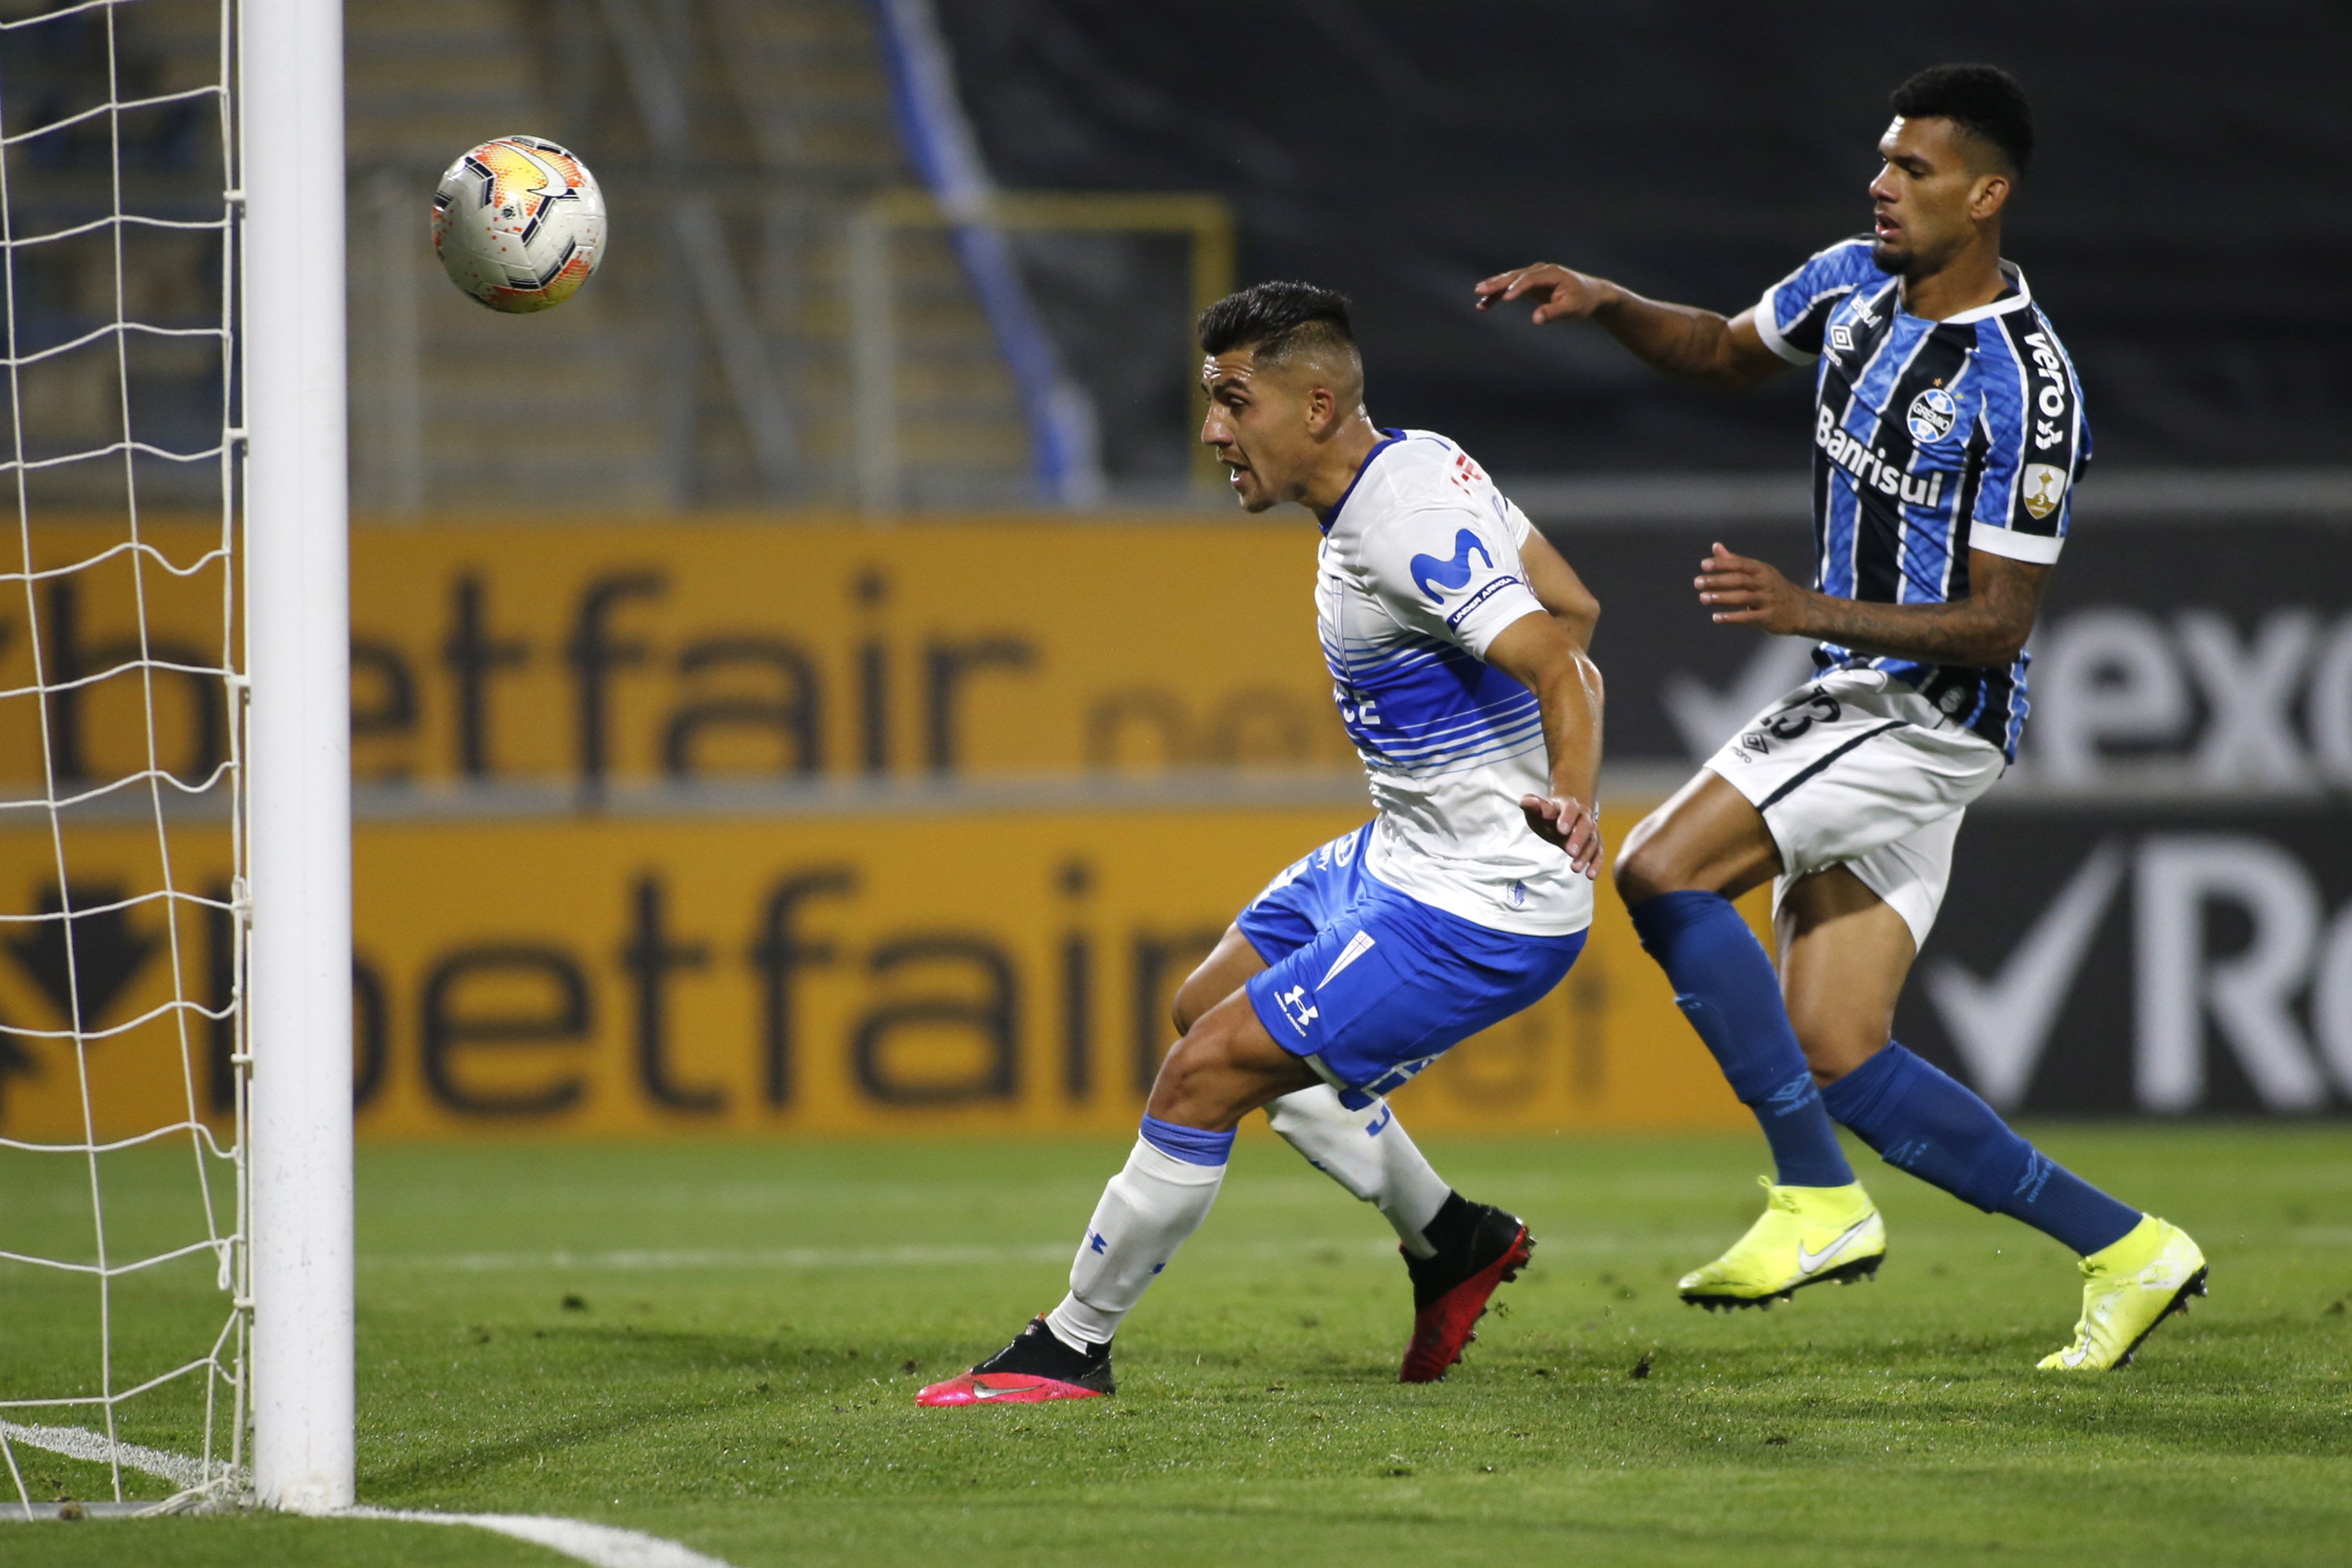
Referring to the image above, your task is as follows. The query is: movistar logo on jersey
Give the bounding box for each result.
[1409,528,1493,604]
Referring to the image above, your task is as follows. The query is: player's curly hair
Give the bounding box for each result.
[1892,64,2034,177]
[1197,281,1356,369]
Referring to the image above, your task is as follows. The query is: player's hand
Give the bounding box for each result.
[1696,541,1811,636]
[1473,263,1616,325]
[1521,793,1602,879]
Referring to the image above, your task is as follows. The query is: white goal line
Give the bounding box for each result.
[1,1419,216,1492]
[0,1423,740,1568]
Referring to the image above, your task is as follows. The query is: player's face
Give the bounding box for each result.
[1867,116,2002,276]
[1200,350,1315,513]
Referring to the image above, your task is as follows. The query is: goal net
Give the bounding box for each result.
[0,0,351,1516]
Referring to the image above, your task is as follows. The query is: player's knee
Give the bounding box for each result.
[1148,1007,1282,1128]
[1169,971,1213,1037]
[1612,814,1682,906]
[1794,1021,1890,1087]
[1144,1026,1231,1124]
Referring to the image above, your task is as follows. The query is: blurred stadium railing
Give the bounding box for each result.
[340,0,1233,514]
[846,188,1234,512]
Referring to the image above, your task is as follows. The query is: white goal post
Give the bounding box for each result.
[242,0,354,1513]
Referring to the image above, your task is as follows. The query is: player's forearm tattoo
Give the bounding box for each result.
[1794,577,2037,668]
[1597,292,1742,385]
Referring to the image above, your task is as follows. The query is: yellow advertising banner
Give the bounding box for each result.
[0,516,1362,794]
[0,802,1751,1143]
[1,515,1755,1143]
[339,515,1364,785]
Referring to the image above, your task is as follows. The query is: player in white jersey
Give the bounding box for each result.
[919,282,1605,1405]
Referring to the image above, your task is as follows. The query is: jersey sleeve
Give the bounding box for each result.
[1497,495,1535,547]
[1753,238,1884,365]
[1968,318,2089,564]
[1360,506,1546,659]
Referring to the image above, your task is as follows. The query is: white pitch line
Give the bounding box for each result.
[0,1420,217,1489]
[347,1507,735,1568]
[364,1240,1076,1273]
[0,1423,739,1567]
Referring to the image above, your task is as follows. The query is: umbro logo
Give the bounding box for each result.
[1829,324,1855,354]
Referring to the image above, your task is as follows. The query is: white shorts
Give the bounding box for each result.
[1702,667,2005,951]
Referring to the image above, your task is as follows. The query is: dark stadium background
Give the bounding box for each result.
[932,0,2350,475]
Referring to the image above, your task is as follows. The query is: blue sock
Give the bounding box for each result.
[1139,1114,1235,1166]
[1628,891,1853,1189]
[1820,1043,2140,1256]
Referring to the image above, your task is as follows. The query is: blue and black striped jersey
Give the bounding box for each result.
[1755,237,2090,760]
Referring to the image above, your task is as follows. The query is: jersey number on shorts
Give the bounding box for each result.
[1765,687,1843,741]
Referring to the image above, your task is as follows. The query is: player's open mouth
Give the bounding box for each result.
[1874,216,1901,240]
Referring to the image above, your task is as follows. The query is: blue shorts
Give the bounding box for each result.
[1238,824,1585,1106]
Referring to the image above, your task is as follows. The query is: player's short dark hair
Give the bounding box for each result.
[1890,64,2033,177]
[1197,281,1357,371]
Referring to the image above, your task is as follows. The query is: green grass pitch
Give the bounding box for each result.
[5,1126,2350,1565]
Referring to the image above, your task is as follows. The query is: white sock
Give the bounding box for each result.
[1264,1085,1452,1257]
[1045,1136,1227,1349]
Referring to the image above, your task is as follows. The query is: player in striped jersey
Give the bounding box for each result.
[1477,64,2204,1370]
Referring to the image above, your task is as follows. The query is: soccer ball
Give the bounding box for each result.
[431,135,606,313]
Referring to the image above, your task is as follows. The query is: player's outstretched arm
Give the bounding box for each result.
[1696,543,2052,666]
[1517,527,1600,650]
[1485,610,1605,878]
[1473,263,1787,388]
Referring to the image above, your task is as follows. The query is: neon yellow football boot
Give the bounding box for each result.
[1678,1175,1885,1310]
[2037,1216,2207,1371]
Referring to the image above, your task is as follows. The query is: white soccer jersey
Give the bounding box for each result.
[1316,429,1592,937]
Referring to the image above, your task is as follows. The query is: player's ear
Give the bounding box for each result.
[1970,171,2011,223]
[1303,382,1336,434]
